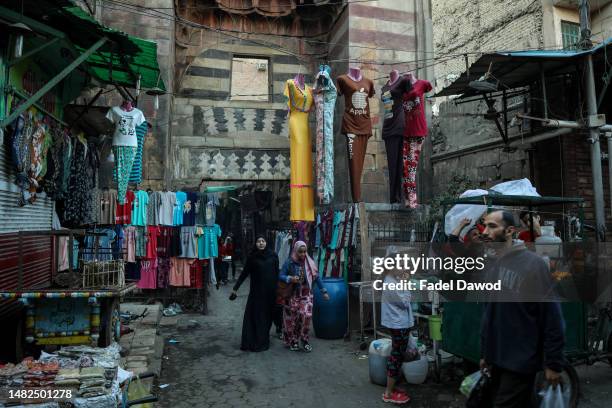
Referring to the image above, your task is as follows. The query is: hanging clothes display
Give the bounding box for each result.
[336,73,375,203]
[147,190,162,226]
[313,65,337,205]
[198,224,222,260]
[99,189,118,225]
[63,139,99,227]
[182,192,198,226]
[115,190,135,225]
[106,105,146,204]
[381,74,413,203]
[314,205,359,279]
[159,191,176,226]
[402,78,432,208]
[284,78,315,222]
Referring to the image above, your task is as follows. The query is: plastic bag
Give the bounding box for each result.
[490,178,540,197]
[539,384,570,408]
[444,189,488,238]
[459,370,482,397]
[465,372,492,408]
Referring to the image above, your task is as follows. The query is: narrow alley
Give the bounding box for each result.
[157,283,465,408]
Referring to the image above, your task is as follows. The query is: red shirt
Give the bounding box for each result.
[146,226,161,259]
[220,242,234,257]
[403,79,432,137]
[518,230,538,242]
[115,190,135,224]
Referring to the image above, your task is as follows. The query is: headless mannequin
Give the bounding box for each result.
[120,100,134,112]
[389,69,400,85]
[348,67,362,82]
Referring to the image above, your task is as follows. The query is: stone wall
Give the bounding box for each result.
[85,0,175,190]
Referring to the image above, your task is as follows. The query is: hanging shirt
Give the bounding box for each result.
[146,226,160,259]
[336,74,375,136]
[106,106,146,147]
[129,121,148,184]
[159,191,176,226]
[198,224,221,259]
[131,190,149,226]
[403,79,432,137]
[173,191,187,226]
[116,190,135,225]
[381,75,413,139]
[147,191,162,226]
[180,226,201,258]
[182,192,198,226]
[99,189,117,225]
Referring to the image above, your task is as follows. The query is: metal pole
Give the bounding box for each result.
[606,132,612,218]
[0,37,107,128]
[580,0,606,241]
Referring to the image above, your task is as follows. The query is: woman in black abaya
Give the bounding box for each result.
[229,235,280,351]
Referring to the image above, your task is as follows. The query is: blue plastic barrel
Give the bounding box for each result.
[313,278,348,339]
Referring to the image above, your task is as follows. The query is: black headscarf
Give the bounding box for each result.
[250,234,273,258]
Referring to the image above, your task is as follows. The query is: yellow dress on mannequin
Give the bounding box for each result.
[284,79,315,221]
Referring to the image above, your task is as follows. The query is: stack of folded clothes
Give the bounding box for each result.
[0,361,29,387]
[55,368,81,387]
[23,360,59,387]
[78,367,107,398]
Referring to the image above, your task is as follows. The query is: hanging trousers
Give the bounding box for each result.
[402,136,424,208]
[384,136,404,203]
[346,133,369,202]
[112,146,137,204]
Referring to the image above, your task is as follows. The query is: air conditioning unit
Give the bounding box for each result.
[256,62,267,71]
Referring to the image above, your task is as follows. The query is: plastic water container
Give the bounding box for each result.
[313,278,348,339]
[401,353,429,384]
[369,338,392,386]
[535,226,563,258]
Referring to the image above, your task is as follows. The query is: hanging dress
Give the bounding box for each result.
[284,79,315,222]
[313,65,337,205]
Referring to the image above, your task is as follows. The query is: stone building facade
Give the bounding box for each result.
[432,0,612,224]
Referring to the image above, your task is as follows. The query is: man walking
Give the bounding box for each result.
[479,210,565,407]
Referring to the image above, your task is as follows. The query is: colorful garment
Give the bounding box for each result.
[198,224,221,259]
[115,190,135,225]
[403,79,432,138]
[284,79,315,222]
[131,190,149,226]
[157,257,171,288]
[147,191,162,226]
[146,226,160,259]
[159,191,176,226]
[169,257,193,287]
[106,106,145,147]
[402,136,424,208]
[99,189,117,225]
[129,121,147,184]
[313,65,337,205]
[173,191,187,226]
[182,192,197,226]
[137,258,157,289]
[135,226,146,258]
[124,226,137,262]
[112,146,137,204]
[180,226,200,258]
[283,285,313,346]
[387,328,412,378]
[64,140,99,226]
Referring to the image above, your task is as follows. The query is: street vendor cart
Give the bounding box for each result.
[439,194,612,408]
[0,230,136,359]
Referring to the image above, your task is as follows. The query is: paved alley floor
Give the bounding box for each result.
[156,282,612,408]
[156,282,466,408]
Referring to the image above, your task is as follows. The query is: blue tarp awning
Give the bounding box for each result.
[435,37,612,97]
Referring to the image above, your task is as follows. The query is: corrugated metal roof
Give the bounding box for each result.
[436,37,612,97]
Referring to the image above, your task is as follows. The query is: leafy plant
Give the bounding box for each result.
[427,173,473,223]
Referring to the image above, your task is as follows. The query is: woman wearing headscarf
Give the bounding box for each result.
[229,235,279,352]
[279,241,330,352]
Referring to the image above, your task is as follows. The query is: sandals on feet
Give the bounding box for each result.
[289,343,300,351]
[302,342,313,352]
[382,391,410,404]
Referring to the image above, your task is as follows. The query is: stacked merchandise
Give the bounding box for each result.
[78,367,107,398]
[0,360,29,387]
[314,204,360,279]
[22,360,59,387]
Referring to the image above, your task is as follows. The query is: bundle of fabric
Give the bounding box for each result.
[0,361,29,386]
[23,360,59,387]
[55,368,81,387]
[78,367,107,398]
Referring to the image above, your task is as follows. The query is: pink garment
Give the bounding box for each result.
[124,226,136,263]
[137,259,158,289]
[58,236,69,271]
[169,257,193,287]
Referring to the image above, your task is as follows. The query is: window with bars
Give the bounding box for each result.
[561,21,581,50]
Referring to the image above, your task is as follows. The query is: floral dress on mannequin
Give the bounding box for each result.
[313,65,337,205]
